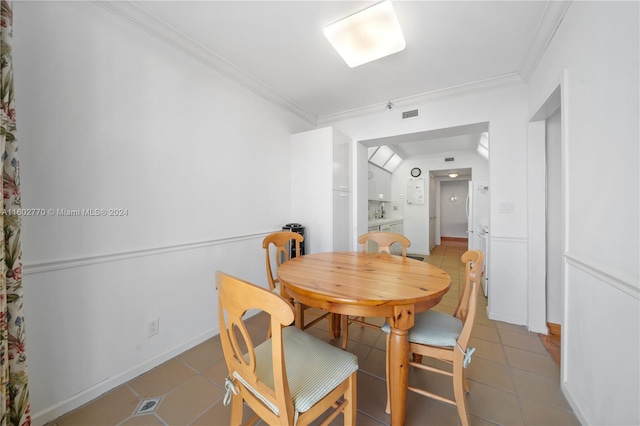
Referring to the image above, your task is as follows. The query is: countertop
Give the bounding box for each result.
[368,218,404,226]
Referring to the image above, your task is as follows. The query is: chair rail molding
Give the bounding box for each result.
[565,252,639,300]
[24,230,278,275]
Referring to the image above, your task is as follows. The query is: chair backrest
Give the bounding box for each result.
[454,250,485,350]
[358,231,411,257]
[262,231,304,292]
[216,271,297,423]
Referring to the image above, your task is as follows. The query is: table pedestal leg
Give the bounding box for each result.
[388,327,409,425]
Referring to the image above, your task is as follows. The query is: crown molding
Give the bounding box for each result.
[94,1,318,126]
[317,73,525,126]
[94,0,568,128]
[518,0,572,82]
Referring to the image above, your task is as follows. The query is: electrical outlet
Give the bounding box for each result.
[148,318,159,337]
[499,201,515,213]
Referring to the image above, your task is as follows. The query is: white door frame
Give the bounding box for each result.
[527,71,568,335]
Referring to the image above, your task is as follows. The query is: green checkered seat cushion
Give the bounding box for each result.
[233,326,358,416]
[382,310,463,347]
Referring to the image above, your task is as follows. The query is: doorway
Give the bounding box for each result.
[545,107,563,328]
[542,105,563,365]
[439,179,469,242]
[528,83,565,341]
[357,123,489,255]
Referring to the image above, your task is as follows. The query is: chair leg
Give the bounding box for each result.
[341,315,350,349]
[328,313,336,340]
[463,369,470,394]
[453,361,470,426]
[344,372,357,424]
[295,303,305,329]
[385,334,391,414]
[230,393,243,426]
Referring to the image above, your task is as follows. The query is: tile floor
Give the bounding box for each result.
[47,243,579,426]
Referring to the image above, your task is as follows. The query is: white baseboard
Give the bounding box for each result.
[562,381,588,425]
[486,308,527,326]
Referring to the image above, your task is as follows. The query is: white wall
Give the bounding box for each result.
[13,2,312,424]
[527,2,639,424]
[329,84,530,325]
[390,151,488,254]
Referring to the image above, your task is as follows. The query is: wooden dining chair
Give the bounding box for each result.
[382,249,484,426]
[358,231,411,257]
[341,231,411,349]
[263,231,334,339]
[216,272,358,426]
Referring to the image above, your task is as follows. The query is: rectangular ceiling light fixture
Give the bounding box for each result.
[324,0,406,68]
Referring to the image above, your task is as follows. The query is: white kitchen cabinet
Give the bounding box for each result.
[333,190,350,250]
[368,164,392,201]
[367,164,377,200]
[291,127,351,254]
[367,224,379,252]
[389,221,404,255]
[333,142,349,192]
[389,221,403,234]
[378,167,392,201]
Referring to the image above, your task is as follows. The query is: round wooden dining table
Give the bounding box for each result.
[277,251,451,426]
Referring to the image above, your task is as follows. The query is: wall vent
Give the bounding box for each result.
[445,157,455,162]
[402,109,419,119]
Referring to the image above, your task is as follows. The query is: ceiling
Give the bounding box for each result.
[107,1,566,156]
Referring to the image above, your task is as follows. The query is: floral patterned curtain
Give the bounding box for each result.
[0,1,30,425]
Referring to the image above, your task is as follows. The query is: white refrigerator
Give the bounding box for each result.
[466,181,489,295]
